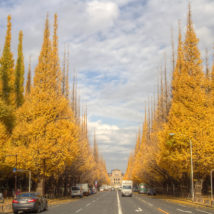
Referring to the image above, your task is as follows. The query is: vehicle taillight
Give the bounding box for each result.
[28,199,36,203]
[12,199,19,204]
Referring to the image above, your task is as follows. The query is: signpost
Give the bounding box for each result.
[16,169,32,192]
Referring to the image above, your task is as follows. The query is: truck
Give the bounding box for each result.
[76,183,90,196]
[121,180,133,197]
[138,183,148,194]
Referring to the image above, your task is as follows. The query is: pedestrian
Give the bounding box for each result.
[0,192,4,203]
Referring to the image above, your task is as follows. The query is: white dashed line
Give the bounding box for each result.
[92,200,96,202]
[176,208,192,213]
[178,204,187,208]
[75,208,82,213]
[86,203,91,207]
[195,209,212,214]
[140,199,153,207]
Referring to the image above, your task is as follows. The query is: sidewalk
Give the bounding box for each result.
[158,195,214,209]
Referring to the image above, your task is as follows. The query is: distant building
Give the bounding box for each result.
[109,169,123,187]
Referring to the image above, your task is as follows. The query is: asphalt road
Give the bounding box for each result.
[41,191,214,214]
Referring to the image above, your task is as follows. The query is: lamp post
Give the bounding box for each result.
[211,169,214,201]
[169,133,194,201]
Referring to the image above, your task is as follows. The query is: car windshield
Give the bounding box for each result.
[17,193,36,198]
[123,185,132,189]
[72,187,80,190]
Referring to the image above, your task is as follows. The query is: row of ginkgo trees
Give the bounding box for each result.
[124,6,214,196]
[0,14,109,196]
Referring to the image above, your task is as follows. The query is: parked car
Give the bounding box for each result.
[76,183,90,196]
[99,187,104,192]
[133,186,138,192]
[12,192,48,214]
[147,188,156,196]
[71,186,83,198]
[91,187,97,194]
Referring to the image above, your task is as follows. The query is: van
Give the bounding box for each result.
[121,180,133,197]
[76,183,89,196]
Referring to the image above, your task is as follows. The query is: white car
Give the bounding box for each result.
[99,187,104,192]
[71,186,83,198]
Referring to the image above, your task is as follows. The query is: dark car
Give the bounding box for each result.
[12,192,48,214]
[147,188,156,196]
[133,187,138,192]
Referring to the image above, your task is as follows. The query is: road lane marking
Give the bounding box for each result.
[75,208,82,213]
[195,209,212,214]
[179,204,187,208]
[135,207,143,212]
[176,208,192,213]
[158,208,169,214]
[140,199,153,207]
[86,203,91,207]
[117,191,123,214]
[92,200,96,202]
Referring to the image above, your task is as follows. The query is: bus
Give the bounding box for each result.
[138,183,148,194]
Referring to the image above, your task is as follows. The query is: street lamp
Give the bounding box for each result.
[169,133,194,201]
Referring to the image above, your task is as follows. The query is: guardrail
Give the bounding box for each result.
[193,197,214,207]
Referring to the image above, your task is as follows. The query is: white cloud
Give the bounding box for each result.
[86,1,119,31]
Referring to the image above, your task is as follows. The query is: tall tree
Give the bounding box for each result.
[11,15,80,192]
[25,57,31,96]
[0,15,14,105]
[15,31,24,107]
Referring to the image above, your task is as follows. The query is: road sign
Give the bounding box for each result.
[13,168,16,173]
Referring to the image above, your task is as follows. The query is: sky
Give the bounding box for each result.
[0,0,214,173]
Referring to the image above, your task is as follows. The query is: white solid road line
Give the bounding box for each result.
[176,208,192,213]
[117,190,123,214]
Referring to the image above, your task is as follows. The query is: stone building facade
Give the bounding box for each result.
[109,169,123,188]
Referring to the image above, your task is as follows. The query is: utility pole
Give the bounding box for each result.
[15,154,17,193]
[190,139,194,201]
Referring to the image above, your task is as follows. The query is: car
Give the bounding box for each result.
[76,183,90,196]
[92,187,97,194]
[71,186,83,198]
[99,187,104,192]
[147,188,156,196]
[12,192,48,214]
[133,187,138,192]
